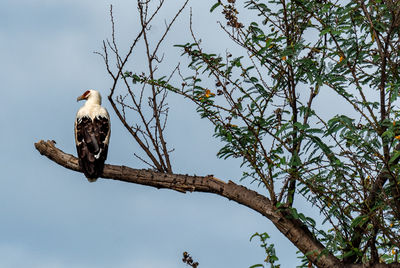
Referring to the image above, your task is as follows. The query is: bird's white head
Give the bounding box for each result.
[77,89,102,105]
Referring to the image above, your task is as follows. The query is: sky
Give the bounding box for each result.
[0,1,327,267]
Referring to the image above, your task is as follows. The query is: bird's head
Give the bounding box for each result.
[77,89,102,105]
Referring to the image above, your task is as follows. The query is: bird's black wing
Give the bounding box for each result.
[76,116,110,181]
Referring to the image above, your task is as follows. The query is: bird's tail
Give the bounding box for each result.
[87,178,98,183]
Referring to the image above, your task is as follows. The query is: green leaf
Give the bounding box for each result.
[389,150,400,164]
[210,2,221,12]
[350,215,368,228]
[289,154,301,167]
[249,233,259,242]
[227,131,233,142]
[382,129,394,139]
[306,217,316,227]
[342,249,356,259]
[290,208,299,219]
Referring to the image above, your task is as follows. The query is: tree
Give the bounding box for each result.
[35,0,400,267]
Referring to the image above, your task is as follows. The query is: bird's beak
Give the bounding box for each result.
[77,94,86,102]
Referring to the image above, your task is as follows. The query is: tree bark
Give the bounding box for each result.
[34,140,400,268]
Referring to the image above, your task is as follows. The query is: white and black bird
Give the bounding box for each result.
[75,90,110,182]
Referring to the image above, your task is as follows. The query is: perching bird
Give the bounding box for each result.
[75,90,110,182]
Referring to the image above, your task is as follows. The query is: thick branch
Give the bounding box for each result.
[34,139,340,267]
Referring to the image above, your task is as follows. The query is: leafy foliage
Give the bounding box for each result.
[250,232,280,268]
[115,0,400,266]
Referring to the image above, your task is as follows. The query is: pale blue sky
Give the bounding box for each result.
[0,1,309,267]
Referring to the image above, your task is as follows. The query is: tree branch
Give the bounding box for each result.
[35,139,400,267]
[34,139,341,267]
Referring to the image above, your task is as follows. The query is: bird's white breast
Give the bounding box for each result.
[76,104,109,120]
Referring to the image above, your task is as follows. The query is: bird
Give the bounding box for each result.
[75,90,110,182]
